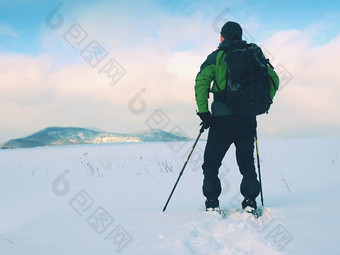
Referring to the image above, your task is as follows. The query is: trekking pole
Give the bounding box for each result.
[255,130,264,207]
[162,125,205,212]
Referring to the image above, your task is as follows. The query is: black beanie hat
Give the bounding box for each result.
[220,21,242,40]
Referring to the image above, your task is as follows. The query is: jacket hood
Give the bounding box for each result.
[218,39,247,51]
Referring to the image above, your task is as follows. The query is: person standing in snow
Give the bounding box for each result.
[194,21,277,212]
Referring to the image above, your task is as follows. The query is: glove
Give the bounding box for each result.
[197,112,212,130]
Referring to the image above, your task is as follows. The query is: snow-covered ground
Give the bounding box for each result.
[0,137,339,255]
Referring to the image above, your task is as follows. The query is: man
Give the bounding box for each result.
[194,21,278,212]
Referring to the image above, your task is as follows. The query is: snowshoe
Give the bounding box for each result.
[206,207,226,218]
[243,206,259,218]
[242,198,258,218]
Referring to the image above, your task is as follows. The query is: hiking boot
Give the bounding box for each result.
[242,198,257,211]
[205,198,219,210]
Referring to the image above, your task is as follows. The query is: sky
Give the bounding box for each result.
[0,0,340,142]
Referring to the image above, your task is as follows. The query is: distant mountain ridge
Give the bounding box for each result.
[1,127,190,149]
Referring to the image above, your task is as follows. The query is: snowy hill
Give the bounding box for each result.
[0,137,339,254]
[0,127,190,149]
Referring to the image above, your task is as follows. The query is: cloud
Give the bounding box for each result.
[258,30,340,137]
[0,22,19,37]
[1,1,340,142]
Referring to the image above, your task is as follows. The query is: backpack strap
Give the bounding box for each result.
[214,50,226,93]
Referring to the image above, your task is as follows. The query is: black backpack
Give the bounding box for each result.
[220,41,275,116]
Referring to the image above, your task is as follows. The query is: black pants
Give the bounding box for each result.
[202,115,260,201]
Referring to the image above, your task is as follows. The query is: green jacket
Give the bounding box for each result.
[194,41,279,115]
